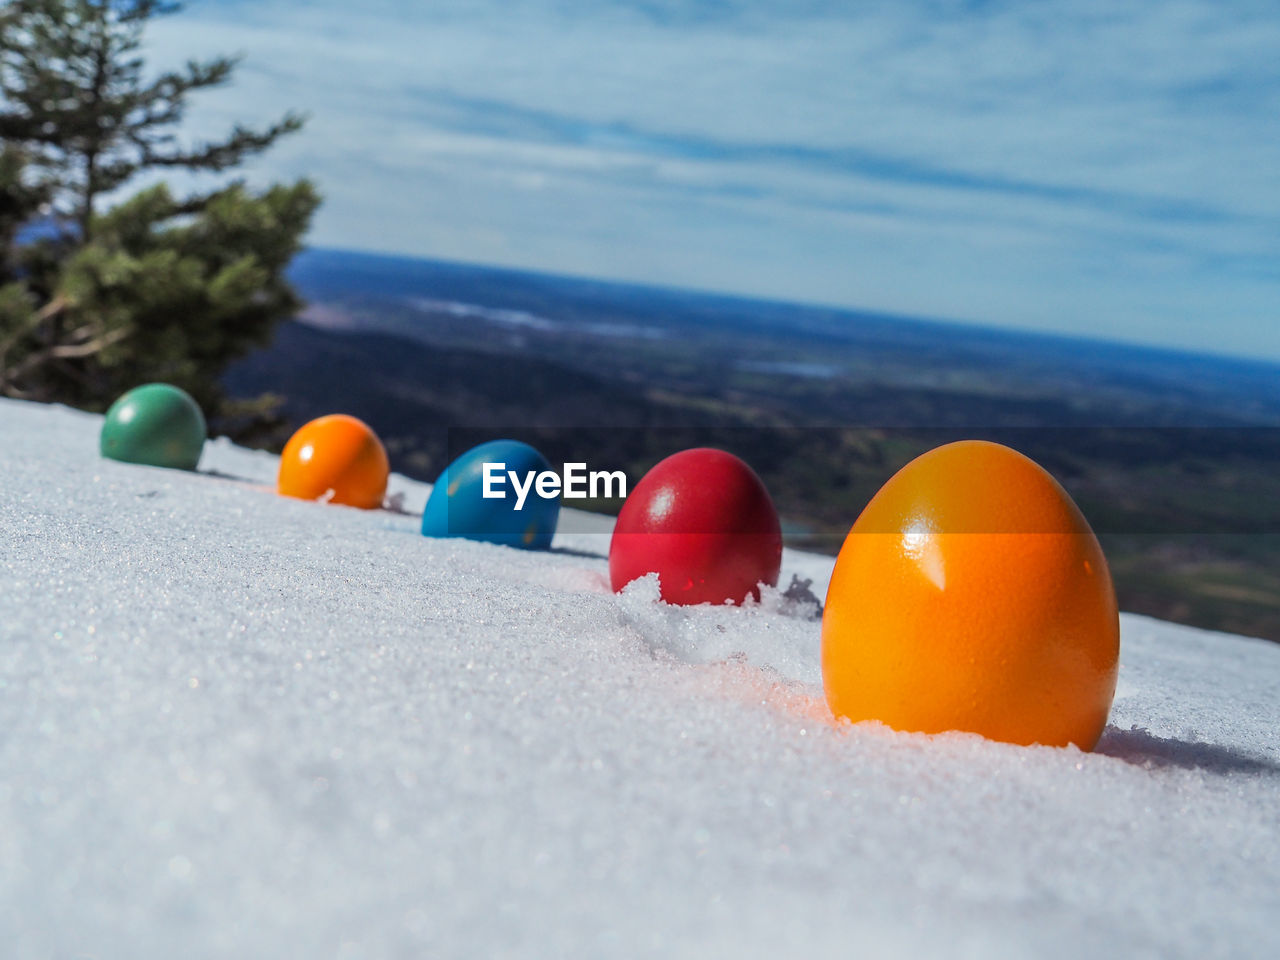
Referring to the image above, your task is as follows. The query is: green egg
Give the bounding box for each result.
[100,383,207,471]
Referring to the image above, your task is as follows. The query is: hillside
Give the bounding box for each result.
[2,398,1277,958]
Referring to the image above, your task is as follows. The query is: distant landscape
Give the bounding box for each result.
[224,248,1280,641]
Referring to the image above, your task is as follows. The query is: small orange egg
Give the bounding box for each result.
[822,440,1118,749]
[277,415,389,510]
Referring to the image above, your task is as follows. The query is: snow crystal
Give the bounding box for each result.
[1,398,1277,958]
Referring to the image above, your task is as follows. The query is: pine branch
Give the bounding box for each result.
[48,322,131,358]
[115,3,184,26]
[2,313,133,395]
[0,293,79,396]
[171,180,246,216]
[140,114,307,171]
[0,294,69,363]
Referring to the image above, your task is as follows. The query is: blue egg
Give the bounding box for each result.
[421,440,560,550]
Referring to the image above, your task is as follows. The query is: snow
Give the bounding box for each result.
[2,397,1278,959]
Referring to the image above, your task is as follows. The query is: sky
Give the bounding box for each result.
[145,0,1280,359]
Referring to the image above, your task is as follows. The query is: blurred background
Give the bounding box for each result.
[3,1,1278,637]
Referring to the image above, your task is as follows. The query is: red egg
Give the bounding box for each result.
[610,448,782,605]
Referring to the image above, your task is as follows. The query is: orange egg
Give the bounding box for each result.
[277,414,389,510]
[821,440,1118,750]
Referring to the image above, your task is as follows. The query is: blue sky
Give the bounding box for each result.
[148,0,1280,359]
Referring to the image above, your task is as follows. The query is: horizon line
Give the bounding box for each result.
[297,243,1280,371]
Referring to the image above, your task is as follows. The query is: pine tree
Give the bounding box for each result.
[0,0,319,424]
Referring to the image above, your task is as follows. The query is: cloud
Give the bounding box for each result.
[142,0,1280,358]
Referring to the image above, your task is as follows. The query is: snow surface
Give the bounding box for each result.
[2,398,1278,959]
